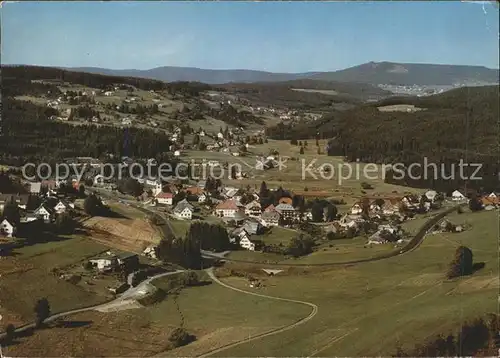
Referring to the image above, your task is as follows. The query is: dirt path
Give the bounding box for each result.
[197,267,318,358]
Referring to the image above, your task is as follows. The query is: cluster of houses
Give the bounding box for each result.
[0,190,76,239]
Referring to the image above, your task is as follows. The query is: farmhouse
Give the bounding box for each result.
[451,190,466,201]
[89,256,118,272]
[244,200,262,218]
[173,199,194,220]
[155,192,173,205]
[260,210,280,227]
[34,204,55,223]
[239,236,256,251]
[214,199,243,218]
[0,219,16,238]
[197,193,207,203]
[350,202,364,215]
[424,190,438,202]
[275,203,297,221]
[54,199,74,214]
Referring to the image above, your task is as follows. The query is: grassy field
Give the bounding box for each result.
[227,235,397,265]
[5,209,496,356]
[212,209,498,356]
[5,275,310,357]
[0,235,113,327]
[184,139,423,205]
[291,88,340,96]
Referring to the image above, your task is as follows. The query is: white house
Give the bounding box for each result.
[89,256,118,272]
[451,190,466,201]
[54,200,74,214]
[34,205,54,223]
[260,210,280,227]
[214,199,241,218]
[155,192,173,205]
[174,150,181,157]
[198,193,207,203]
[173,199,194,220]
[424,190,438,202]
[239,236,255,251]
[104,91,114,96]
[350,202,363,215]
[0,219,16,238]
[245,201,262,218]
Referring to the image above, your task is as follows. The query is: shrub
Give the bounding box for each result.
[168,327,196,349]
[447,246,473,279]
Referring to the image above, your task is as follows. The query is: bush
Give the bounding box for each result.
[168,327,196,349]
[447,246,473,279]
[138,288,167,306]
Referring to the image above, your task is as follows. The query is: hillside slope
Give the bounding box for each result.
[67,62,499,86]
[308,62,499,86]
[266,85,500,192]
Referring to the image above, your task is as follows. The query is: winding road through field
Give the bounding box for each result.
[1,200,464,357]
[197,267,318,358]
[0,269,185,340]
[202,204,463,267]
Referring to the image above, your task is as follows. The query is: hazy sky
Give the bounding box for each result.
[2,1,499,72]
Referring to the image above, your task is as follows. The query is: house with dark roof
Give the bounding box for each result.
[274,203,297,220]
[173,199,194,220]
[34,204,55,223]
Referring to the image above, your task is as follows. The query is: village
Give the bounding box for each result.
[2,160,498,262]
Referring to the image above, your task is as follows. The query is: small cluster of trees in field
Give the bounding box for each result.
[395,313,499,357]
[1,298,51,345]
[155,222,231,269]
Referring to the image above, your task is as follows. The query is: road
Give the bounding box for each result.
[0,194,463,353]
[201,204,464,267]
[0,270,185,340]
[197,267,318,358]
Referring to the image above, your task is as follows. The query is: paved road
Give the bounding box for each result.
[202,204,465,267]
[196,205,465,357]
[197,267,318,358]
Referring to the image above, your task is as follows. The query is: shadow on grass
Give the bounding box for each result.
[472,262,486,273]
[54,320,93,329]
[104,210,128,219]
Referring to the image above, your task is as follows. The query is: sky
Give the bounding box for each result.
[2,1,499,72]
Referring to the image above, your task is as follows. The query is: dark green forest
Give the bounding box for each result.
[266,86,499,192]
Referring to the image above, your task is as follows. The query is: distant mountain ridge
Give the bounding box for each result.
[68,61,499,86]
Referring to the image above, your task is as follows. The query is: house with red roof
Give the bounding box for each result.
[214,199,243,218]
[155,191,173,205]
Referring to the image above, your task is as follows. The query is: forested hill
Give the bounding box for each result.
[0,98,174,166]
[2,65,212,98]
[266,86,500,192]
